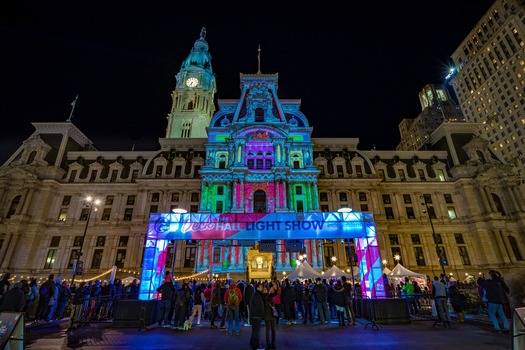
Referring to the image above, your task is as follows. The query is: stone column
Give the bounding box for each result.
[483,187,497,212]
[0,233,19,269]
[312,183,319,211]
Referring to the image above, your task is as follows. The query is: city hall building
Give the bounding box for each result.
[0,28,524,286]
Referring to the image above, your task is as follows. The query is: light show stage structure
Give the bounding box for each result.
[139,211,384,300]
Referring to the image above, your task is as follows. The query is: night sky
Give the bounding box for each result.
[1,1,495,163]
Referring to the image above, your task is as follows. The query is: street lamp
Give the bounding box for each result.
[71,196,101,288]
[420,195,447,281]
[382,259,388,269]
[331,256,337,266]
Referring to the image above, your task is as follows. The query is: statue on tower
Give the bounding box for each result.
[200,27,207,39]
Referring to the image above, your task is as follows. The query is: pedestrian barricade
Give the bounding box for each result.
[68,295,122,330]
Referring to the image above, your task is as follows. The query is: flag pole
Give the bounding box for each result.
[67,95,78,122]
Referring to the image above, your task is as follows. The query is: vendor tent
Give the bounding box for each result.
[382,267,392,275]
[387,263,426,278]
[325,265,359,278]
[287,261,322,279]
[121,276,137,285]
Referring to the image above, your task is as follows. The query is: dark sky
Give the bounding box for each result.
[0,1,495,163]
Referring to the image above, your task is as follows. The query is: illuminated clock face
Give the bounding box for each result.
[185,77,199,87]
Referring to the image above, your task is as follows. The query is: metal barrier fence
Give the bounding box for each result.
[68,296,124,330]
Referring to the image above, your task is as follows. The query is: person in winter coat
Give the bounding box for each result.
[293,280,304,322]
[249,283,265,350]
[477,272,510,333]
[0,282,25,312]
[244,279,255,326]
[264,283,278,350]
[341,276,355,326]
[173,282,191,329]
[209,282,221,329]
[36,274,56,321]
[223,281,243,335]
[331,280,347,326]
[189,285,205,326]
[156,279,175,327]
[312,278,329,324]
[0,273,11,297]
[448,283,466,323]
[56,280,72,319]
[280,279,296,324]
[25,278,39,320]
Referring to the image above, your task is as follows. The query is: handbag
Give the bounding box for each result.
[272,292,281,305]
[271,306,278,318]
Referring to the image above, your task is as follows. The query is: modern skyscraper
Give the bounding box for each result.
[449,0,525,169]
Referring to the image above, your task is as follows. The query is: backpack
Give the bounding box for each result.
[39,284,48,297]
[227,289,239,306]
[302,289,312,303]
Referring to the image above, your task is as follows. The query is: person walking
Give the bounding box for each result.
[448,283,466,323]
[249,283,265,350]
[477,272,510,333]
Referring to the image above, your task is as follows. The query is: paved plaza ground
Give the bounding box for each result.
[25,315,513,350]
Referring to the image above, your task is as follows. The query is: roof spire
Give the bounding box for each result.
[200,27,206,40]
[257,45,261,74]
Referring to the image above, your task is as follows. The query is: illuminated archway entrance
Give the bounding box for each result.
[139,211,384,300]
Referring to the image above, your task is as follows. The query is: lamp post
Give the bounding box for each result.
[331,256,337,267]
[71,196,101,288]
[420,195,447,281]
[382,259,388,269]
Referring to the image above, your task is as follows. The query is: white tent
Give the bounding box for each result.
[324,265,359,278]
[387,263,426,278]
[287,261,322,279]
[121,276,137,285]
[382,267,392,275]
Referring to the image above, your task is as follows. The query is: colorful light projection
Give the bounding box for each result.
[138,211,384,300]
[355,223,385,298]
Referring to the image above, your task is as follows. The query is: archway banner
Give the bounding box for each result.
[139,211,383,300]
[147,211,375,241]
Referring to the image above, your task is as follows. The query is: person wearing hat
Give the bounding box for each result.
[47,277,63,320]
[0,282,25,312]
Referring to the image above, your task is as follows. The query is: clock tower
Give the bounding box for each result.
[166,27,216,139]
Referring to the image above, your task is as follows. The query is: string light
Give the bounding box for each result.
[173,269,209,281]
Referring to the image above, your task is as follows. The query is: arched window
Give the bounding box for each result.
[27,151,37,164]
[188,101,194,109]
[7,195,21,218]
[476,150,486,162]
[508,236,523,260]
[255,108,264,122]
[491,193,506,215]
[254,190,267,213]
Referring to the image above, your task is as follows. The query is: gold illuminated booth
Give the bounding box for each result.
[247,246,274,281]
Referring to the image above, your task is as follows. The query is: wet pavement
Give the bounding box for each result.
[25,315,512,350]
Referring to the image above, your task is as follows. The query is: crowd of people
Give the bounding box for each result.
[154,272,358,350]
[0,273,142,324]
[0,268,515,343]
